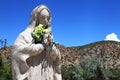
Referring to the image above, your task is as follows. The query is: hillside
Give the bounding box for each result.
[0,41,120,80]
[0,46,12,65]
[69,41,120,69]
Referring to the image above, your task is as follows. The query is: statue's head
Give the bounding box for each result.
[29,5,51,28]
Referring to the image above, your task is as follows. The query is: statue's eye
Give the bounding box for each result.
[47,16,50,21]
[39,15,50,22]
[40,16,45,19]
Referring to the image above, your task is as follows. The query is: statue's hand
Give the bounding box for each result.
[44,34,52,45]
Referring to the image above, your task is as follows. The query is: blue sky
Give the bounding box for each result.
[0,0,120,47]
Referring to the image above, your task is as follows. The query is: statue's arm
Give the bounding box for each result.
[14,33,44,55]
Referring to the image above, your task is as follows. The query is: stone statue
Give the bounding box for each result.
[11,5,62,80]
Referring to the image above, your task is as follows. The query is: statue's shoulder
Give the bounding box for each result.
[18,29,31,37]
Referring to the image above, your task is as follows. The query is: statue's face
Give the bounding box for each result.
[39,9,50,28]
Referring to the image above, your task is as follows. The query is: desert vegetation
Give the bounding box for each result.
[0,41,120,80]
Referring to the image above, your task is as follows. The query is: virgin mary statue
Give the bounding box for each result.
[11,5,62,80]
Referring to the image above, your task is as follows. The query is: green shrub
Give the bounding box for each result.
[70,56,104,80]
[61,55,120,80]
[0,54,12,80]
[102,69,120,80]
[61,56,103,80]
[61,65,73,80]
